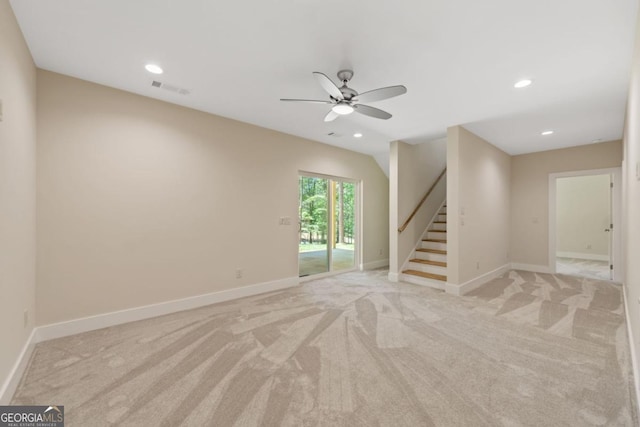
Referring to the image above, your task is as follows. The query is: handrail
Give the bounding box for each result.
[398,168,447,233]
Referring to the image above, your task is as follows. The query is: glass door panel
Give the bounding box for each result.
[298,176,329,276]
[331,181,355,271]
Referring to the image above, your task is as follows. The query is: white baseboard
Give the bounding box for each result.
[556,251,609,262]
[510,263,552,274]
[0,328,38,405]
[36,277,299,342]
[388,272,400,282]
[622,284,640,415]
[446,264,510,296]
[2,277,300,403]
[363,259,389,270]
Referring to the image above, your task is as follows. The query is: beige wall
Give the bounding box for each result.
[36,70,389,325]
[510,141,622,268]
[556,174,611,258]
[622,6,640,401]
[389,139,446,275]
[0,0,37,398]
[447,126,510,285]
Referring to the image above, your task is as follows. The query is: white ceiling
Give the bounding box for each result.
[9,0,639,157]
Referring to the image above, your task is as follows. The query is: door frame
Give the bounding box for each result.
[298,171,362,281]
[548,167,622,282]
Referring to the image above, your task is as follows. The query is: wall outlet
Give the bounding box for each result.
[379,249,383,255]
[235,269,242,279]
[23,310,28,328]
[279,217,292,226]
[586,244,592,249]
[476,261,480,270]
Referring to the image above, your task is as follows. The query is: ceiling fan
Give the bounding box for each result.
[280,70,407,122]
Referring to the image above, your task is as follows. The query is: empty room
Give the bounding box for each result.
[2,0,640,425]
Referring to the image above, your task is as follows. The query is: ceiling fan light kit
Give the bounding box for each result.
[332,103,354,115]
[281,69,407,122]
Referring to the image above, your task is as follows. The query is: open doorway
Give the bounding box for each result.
[556,174,611,280]
[549,168,622,281]
[298,174,359,277]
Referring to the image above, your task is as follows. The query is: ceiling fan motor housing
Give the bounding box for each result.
[340,86,358,101]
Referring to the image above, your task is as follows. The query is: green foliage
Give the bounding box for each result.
[299,176,355,245]
[341,182,355,242]
[299,176,328,244]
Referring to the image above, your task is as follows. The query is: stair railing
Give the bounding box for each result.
[397,168,447,233]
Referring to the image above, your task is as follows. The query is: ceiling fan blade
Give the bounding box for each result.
[355,85,407,103]
[280,98,333,104]
[324,110,339,122]
[353,104,392,120]
[313,72,344,100]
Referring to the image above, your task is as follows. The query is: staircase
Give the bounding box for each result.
[401,203,447,290]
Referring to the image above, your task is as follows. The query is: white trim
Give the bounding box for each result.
[446,264,510,296]
[36,277,299,342]
[0,328,38,405]
[363,259,389,270]
[2,277,300,402]
[510,263,552,273]
[556,251,609,262]
[548,167,622,281]
[388,272,400,282]
[622,283,640,414]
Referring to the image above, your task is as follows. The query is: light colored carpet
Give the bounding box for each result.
[12,269,637,426]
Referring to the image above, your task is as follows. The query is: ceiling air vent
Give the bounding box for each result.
[327,132,343,137]
[151,80,190,95]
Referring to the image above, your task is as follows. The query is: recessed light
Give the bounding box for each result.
[145,64,163,74]
[541,130,554,136]
[514,79,532,88]
[353,133,363,138]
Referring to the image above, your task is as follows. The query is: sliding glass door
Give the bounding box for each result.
[298,176,330,276]
[332,180,355,271]
[298,174,357,277]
